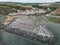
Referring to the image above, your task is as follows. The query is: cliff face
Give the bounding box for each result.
[0,7,17,15]
[54,7,60,14]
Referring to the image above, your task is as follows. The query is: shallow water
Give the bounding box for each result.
[2,16,60,45]
[2,23,60,45]
[46,23,60,45]
[2,32,45,45]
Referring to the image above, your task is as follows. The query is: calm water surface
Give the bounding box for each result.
[2,32,45,45]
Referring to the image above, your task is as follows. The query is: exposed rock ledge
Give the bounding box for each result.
[6,25,56,44]
[5,16,57,44]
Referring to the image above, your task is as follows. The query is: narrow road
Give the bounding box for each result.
[46,13,60,18]
[48,15,60,18]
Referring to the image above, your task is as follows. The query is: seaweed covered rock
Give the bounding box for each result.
[5,16,56,44]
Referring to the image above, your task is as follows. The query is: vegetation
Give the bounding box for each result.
[32,4,57,11]
[32,5,47,9]
[0,7,17,15]
[35,17,41,22]
[0,4,33,15]
[49,6,57,11]
[48,17,60,23]
[55,14,60,16]
[0,4,18,15]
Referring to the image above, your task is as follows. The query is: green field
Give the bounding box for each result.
[48,17,60,23]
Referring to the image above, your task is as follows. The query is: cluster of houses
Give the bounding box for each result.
[8,8,48,16]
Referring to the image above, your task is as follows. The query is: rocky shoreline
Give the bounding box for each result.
[4,16,57,45]
[5,25,56,45]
